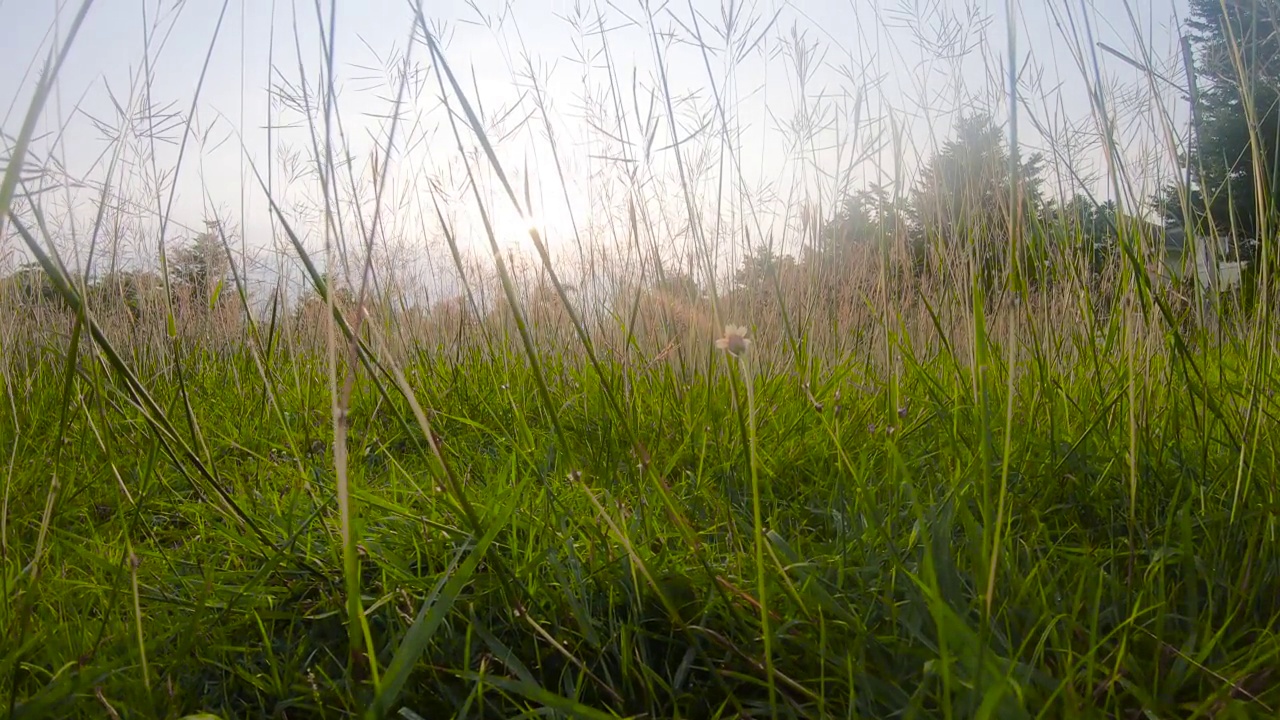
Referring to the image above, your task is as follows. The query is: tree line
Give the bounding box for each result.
[732,0,1275,296]
[0,222,235,321]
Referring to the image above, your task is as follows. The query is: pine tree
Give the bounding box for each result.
[1167,0,1279,244]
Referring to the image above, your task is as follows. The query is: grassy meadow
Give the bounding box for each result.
[2,0,1279,718]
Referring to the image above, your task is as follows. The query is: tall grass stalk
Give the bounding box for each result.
[730,343,774,709]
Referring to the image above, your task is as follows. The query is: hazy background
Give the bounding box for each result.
[1,0,1190,307]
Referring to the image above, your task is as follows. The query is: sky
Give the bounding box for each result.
[1,0,1191,303]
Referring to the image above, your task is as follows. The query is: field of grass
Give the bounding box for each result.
[4,283,1278,718]
[2,309,1278,718]
[2,316,1269,712]
[3,0,1280,718]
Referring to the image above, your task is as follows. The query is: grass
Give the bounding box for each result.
[3,326,1277,717]
[3,0,1280,717]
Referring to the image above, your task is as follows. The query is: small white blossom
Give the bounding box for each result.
[715,324,751,357]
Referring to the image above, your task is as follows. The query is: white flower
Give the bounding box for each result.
[715,324,751,357]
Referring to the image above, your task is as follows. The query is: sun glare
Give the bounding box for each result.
[491,199,579,252]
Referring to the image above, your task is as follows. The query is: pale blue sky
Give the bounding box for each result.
[2,0,1190,298]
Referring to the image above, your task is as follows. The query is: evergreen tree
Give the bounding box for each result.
[810,183,908,266]
[816,112,1046,286]
[1163,0,1278,245]
[910,113,1045,248]
[909,112,1046,287]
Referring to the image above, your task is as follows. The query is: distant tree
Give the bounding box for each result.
[795,189,905,312]
[907,112,1047,286]
[167,221,232,309]
[630,267,704,345]
[1049,195,1119,271]
[911,114,1045,241]
[293,271,358,325]
[87,270,167,322]
[0,262,61,308]
[1159,0,1278,244]
[810,184,909,266]
[734,244,796,292]
[2,263,170,321]
[649,269,701,302]
[811,112,1048,292]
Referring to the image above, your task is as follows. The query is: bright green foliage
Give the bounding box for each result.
[2,331,1278,717]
